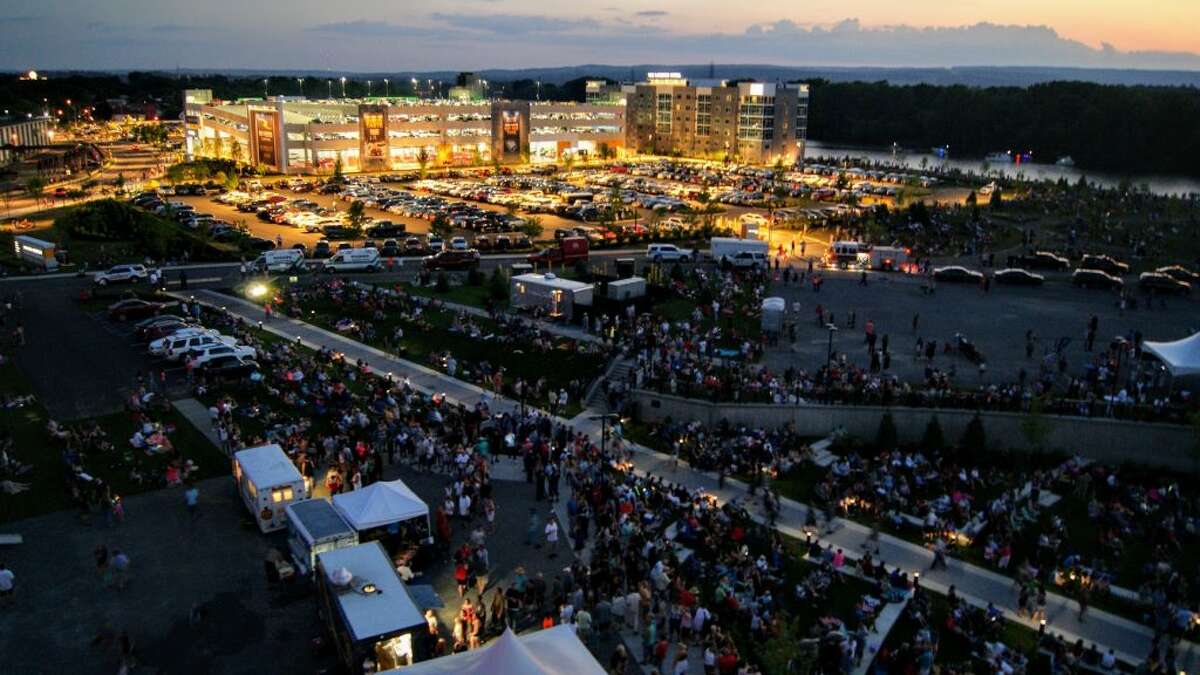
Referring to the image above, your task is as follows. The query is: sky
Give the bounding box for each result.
[3,0,1200,72]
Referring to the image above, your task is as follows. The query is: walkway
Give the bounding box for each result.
[181,289,1186,670]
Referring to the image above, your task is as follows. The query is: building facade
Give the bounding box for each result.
[1,115,54,164]
[626,74,807,164]
[183,90,625,174]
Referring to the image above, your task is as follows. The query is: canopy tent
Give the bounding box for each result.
[332,479,429,531]
[1142,332,1200,377]
[384,626,605,675]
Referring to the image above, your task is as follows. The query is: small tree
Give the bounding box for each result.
[989,189,1003,210]
[113,172,126,193]
[346,201,367,233]
[24,176,46,205]
[876,412,898,449]
[562,153,576,173]
[416,148,430,179]
[229,138,243,164]
[960,414,986,451]
[965,190,977,206]
[921,416,945,450]
[430,213,453,239]
[332,154,344,180]
[520,215,544,240]
[224,170,239,192]
[489,267,509,301]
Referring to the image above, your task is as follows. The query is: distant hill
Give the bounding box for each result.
[25,64,1200,88]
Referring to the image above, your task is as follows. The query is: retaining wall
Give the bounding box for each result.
[632,390,1197,471]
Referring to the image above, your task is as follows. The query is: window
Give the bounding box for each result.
[272,486,294,503]
[696,94,712,137]
[655,93,672,134]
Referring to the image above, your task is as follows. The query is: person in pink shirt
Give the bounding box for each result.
[832,548,846,570]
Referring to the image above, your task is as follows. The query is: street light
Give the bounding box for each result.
[327,80,332,98]
[297,78,304,97]
[340,76,347,97]
[825,323,839,373]
[367,80,372,97]
[536,80,541,101]
[383,78,389,97]
[588,413,621,457]
[263,78,268,99]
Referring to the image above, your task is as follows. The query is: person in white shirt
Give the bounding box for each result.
[544,515,560,559]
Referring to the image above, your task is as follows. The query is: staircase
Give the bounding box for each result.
[584,358,636,412]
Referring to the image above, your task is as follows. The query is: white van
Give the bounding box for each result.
[710,237,770,268]
[323,247,382,273]
[254,249,305,273]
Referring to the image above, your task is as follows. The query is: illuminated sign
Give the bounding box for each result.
[250,110,279,169]
[358,104,389,172]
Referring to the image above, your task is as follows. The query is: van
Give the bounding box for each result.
[323,247,382,273]
[253,249,306,273]
[710,237,769,267]
[827,241,868,270]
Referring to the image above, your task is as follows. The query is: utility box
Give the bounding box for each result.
[607,276,646,302]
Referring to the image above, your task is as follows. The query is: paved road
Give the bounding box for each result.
[191,294,1187,669]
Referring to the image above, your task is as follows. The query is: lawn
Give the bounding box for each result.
[0,358,228,524]
[398,280,500,310]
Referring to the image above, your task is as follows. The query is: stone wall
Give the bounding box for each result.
[632,390,1197,471]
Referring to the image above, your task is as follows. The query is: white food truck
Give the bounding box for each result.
[286,498,360,577]
[232,444,308,533]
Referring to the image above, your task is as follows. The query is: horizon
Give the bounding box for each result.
[3,2,1200,72]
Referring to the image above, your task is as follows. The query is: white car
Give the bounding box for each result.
[187,343,257,367]
[449,236,469,251]
[148,328,218,355]
[93,264,149,286]
[647,243,694,263]
[165,334,237,361]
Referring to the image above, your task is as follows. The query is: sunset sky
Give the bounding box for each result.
[3,0,1199,71]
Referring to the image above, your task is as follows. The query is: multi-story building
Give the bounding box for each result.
[182,89,625,174]
[625,73,807,164]
[1,115,55,164]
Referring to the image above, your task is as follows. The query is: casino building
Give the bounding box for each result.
[182,90,625,174]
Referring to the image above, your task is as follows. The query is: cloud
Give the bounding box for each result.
[635,11,668,18]
[428,13,599,35]
[307,20,440,38]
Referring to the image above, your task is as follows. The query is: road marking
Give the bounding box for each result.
[166,277,223,285]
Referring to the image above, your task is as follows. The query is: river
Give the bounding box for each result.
[805,141,1200,197]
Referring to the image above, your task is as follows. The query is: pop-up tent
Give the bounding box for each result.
[384,626,605,675]
[332,479,429,532]
[1142,332,1200,377]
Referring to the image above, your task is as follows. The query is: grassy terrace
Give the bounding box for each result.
[0,359,226,523]
[264,283,606,417]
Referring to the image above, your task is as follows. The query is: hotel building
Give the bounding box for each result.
[625,73,808,164]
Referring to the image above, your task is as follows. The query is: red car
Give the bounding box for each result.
[422,249,480,271]
[108,298,171,321]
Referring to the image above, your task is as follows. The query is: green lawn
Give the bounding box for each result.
[398,281,500,310]
[0,359,228,523]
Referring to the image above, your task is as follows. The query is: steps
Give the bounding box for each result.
[585,358,635,412]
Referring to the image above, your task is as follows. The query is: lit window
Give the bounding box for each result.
[272,487,294,503]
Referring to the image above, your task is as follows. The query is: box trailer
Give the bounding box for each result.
[286,498,359,577]
[233,444,308,533]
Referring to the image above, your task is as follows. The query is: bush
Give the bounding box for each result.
[434,273,450,293]
[876,412,898,449]
[467,267,483,286]
[921,416,945,450]
[55,199,232,262]
[960,414,986,451]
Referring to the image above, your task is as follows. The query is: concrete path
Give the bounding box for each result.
[178,289,1185,670]
[171,398,223,453]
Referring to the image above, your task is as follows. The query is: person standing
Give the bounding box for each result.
[184,482,199,520]
[110,550,130,590]
[544,513,560,559]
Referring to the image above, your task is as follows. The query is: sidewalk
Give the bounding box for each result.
[183,288,1187,670]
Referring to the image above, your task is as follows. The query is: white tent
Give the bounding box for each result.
[1143,332,1200,377]
[384,626,605,675]
[332,479,429,531]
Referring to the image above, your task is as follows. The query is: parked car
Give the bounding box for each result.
[932,266,985,283]
[1137,272,1190,295]
[1155,265,1200,283]
[198,354,261,380]
[188,343,257,367]
[108,298,170,321]
[449,236,470,251]
[646,243,694,263]
[403,237,425,254]
[93,264,149,286]
[312,240,333,258]
[1071,269,1124,290]
[135,315,194,340]
[1079,254,1130,276]
[1006,251,1070,271]
[422,249,480,271]
[992,268,1045,286]
[149,328,219,355]
[365,222,406,239]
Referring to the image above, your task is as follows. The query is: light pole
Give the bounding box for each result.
[327,80,332,98]
[588,413,620,457]
[367,80,372,97]
[262,78,268,99]
[297,78,304,97]
[536,80,541,101]
[411,77,418,97]
[383,78,389,97]
[340,76,347,97]
[825,323,838,374]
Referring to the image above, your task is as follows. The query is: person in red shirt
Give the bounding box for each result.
[717,648,739,675]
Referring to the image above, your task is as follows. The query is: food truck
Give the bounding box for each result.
[285,498,359,577]
[317,541,428,672]
[232,444,308,533]
[12,235,59,271]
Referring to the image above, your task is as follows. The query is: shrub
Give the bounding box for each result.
[876,412,898,449]
[922,416,945,450]
[467,267,483,286]
[489,268,509,301]
[435,273,450,293]
[961,414,986,451]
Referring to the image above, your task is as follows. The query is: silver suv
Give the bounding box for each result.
[93,264,149,286]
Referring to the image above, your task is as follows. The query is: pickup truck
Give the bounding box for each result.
[528,237,588,266]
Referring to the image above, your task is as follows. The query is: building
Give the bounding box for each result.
[625,73,807,164]
[183,89,625,174]
[1,115,55,164]
[447,72,486,102]
[585,80,631,105]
